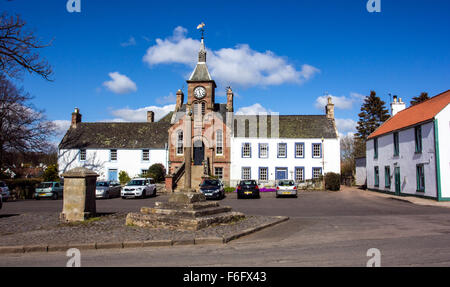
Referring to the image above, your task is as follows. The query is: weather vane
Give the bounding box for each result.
[197,22,206,38]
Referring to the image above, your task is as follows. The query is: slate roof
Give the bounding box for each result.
[59,119,171,150]
[188,63,213,82]
[368,90,450,139]
[233,115,338,139]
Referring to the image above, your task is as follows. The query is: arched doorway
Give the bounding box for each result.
[193,140,204,165]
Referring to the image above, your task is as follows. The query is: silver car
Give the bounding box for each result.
[0,181,10,202]
[96,181,122,199]
[276,180,298,198]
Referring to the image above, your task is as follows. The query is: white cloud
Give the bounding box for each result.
[143,26,198,66]
[121,36,137,47]
[156,92,177,105]
[103,72,137,94]
[235,103,272,115]
[52,120,71,135]
[315,92,366,110]
[335,118,357,137]
[143,26,320,87]
[109,104,175,122]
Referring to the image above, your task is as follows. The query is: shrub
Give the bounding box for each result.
[224,186,236,193]
[146,163,166,183]
[42,164,59,182]
[118,171,131,185]
[324,172,341,191]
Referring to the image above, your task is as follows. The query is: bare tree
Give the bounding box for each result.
[0,74,55,171]
[340,135,355,176]
[0,12,53,80]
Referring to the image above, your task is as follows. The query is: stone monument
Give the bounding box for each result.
[126,192,244,231]
[60,167,98,222]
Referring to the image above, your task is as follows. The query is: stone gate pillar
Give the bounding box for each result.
[60,167,99,222]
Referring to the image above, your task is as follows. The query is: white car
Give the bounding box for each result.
[121,178,156,199]
[0,181,10,202]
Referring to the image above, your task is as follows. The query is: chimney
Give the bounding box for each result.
[175,89,184,112]
[391,95,406,116]
[226,87,234,112]
[147,111,155,123]
[325,96,334,119]
[71,108,82,128]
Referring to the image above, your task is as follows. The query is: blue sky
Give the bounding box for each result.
[3,0,450,139]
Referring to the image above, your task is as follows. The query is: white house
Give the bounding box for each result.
[230,113,340,187]
[58,109,170,181]
[366,91,450,201]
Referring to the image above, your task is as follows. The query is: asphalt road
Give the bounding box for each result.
[2,188,450,266]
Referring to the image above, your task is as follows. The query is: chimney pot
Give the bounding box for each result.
[226,87,234,112]
[71,108,82,128]
[175,90,184,112]
[147,111,155,123]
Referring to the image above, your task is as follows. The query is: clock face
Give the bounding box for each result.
[194,86,206,99]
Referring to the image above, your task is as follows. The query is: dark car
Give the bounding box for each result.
[96,181,122,199]
[237,180,260,199]
[199,179,225,200]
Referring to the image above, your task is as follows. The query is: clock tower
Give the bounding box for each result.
[186,35,216,115]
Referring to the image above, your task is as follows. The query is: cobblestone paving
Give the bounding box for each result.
[0,212,280,246]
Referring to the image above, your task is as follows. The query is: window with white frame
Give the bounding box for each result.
[80,149,86,161]
[242,167,251,180]
[278,143,287,158]
[142,149,150,161]
[176,130,183,155]
[216,130,223,155]
[312,143,321,158]
[295,167,304,182]
[141,169,149,176]
[259,167,268,181]
[110,149,117,161]
[312,167,322,179]
[242,143,251,158]
[295,143,304,158]
[214,167,223,179]
[259,143,268,158]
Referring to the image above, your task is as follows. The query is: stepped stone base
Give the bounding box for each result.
[126,192,245,231]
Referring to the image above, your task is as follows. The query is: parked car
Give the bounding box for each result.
[199,179,225,200]
[276,179,298,198]
[96,181,122,199]
[0,194,2,210]
[34,182,63,200]
[0,181,10,202]
[121,178,156,199]
[236,180,260,199]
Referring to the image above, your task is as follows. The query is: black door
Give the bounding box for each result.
[193,141,204,165]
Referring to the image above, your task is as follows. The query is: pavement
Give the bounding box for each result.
[2,187,450,266]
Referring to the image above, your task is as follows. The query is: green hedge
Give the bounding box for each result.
[3,178,42,200]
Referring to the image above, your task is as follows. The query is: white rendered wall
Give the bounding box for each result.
[230,137,340,186]
[366,121,437,198]
[58,148,168,181]
[435,104,450,199]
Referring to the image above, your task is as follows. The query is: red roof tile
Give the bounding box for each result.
[368,90,450,139]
